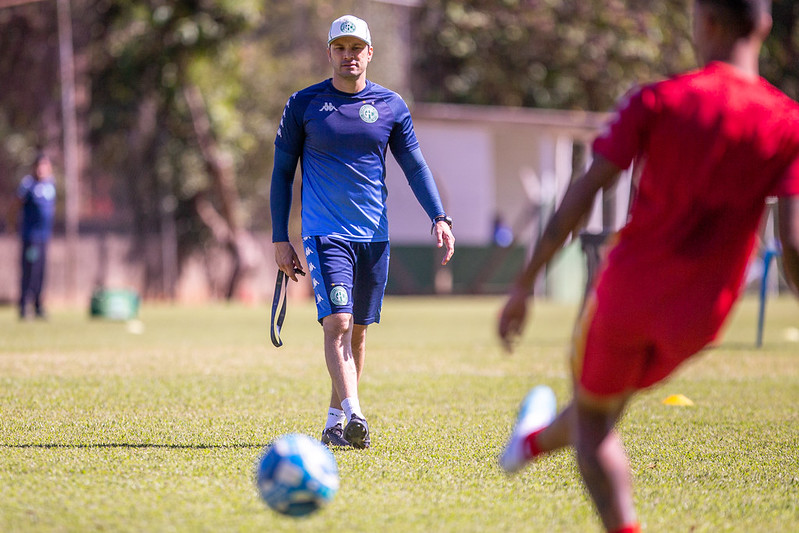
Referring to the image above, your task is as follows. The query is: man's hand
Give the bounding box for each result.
[274,241,305,282]
[498,284,530,353]
[434,221,455,265]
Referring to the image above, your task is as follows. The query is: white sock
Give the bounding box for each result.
[324,408,346,430]
[341,397,363,421]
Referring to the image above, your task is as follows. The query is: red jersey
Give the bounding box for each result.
[581,62,799,391]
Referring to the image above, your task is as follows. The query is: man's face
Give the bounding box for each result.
[34,159,52,180]
[327,36,372,80]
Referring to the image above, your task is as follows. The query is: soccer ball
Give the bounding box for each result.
[256,433,340,517]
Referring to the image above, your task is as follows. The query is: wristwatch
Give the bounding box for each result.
[431,214,453,234]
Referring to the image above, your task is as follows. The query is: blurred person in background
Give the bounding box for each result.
[8,153,57,320]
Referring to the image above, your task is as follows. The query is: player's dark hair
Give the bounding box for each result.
[33,152,50,166]
[696,0,770,38]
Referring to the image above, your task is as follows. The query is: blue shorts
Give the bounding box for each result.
[303,236,390,325]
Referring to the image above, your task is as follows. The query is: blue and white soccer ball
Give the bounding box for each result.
[256,433,340,517]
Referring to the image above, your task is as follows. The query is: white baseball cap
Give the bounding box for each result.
[327,15,372,47]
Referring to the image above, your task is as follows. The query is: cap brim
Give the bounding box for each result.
[328,35,371,46]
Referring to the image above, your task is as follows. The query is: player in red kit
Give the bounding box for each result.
[497,1,799,532]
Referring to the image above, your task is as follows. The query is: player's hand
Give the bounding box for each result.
[498,284,530,353]
[274,241,305,282]
[434,221,455,265]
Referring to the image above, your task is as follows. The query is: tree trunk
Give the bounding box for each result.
[126,93,167,298]
[183,83,260,301]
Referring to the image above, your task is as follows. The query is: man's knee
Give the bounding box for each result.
[323,313,352,337]
[575,385,630,417]
[573,386,630,442]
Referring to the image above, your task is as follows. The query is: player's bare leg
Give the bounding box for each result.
[574,391,637,532]
[533,403,574,452]
[323,313,370,448]
[342,322,369,448]
[351,323,367,382]
[328,323,367,409]
[320,313,356,447]
[323,313,358,404]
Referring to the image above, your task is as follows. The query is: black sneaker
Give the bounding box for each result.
[343,415,370,449]
[321,423,351,447]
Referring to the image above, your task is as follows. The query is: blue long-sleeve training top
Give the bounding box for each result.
[270,78,445,243]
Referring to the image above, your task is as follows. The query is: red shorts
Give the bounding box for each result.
[572,291,719,397]
[570,227,747,397]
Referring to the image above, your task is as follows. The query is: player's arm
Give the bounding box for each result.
[270,147,304,282]
[778,195,799,295]
[498,154,622,350]
[395,147,455,265]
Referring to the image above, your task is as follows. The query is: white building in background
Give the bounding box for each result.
[387,103,632,246]
[384,102,633,301]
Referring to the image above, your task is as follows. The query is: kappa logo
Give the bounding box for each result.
[305,246,313,256]
[329,285,349,306]
[359,104,378,123]
[319,102,337,112]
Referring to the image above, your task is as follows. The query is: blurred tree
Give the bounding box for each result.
[1,0,796,301]
[412,0,693,110]
[0,0,265,299]
[763,0,799,100]
[85,0,266,299]
[412,0,797,110]
[0,0,358,300]
[0,1,63,220]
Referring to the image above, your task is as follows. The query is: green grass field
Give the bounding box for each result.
[1,295,797,532]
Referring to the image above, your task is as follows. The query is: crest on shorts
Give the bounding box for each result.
[329,285,349,306]
[359,104,378,123]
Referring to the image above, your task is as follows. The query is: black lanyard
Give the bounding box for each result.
[270,270,289,347]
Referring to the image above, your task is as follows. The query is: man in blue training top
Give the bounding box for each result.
[270,15,455,449]
[7,153,57,320]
